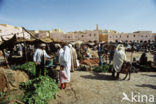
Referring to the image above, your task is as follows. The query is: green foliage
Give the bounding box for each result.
[93,64,112,72]
[0,92,6,98]
[20,76,58,104]
[140,65,151,72]
[16,62,36,78]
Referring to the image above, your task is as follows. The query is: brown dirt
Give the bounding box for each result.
[54,71,156,104]
[54,52,156,104]
[0,72,7,92]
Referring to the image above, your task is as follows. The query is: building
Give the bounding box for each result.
[50,26,99,42]
[99,34,108,42]
[0,24,31,42]
[29,30,50,38]
[108,31,155,43]
[153,33,156,42]
[1,24,155,43]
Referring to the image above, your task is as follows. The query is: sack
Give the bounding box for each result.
[76,60,80,67]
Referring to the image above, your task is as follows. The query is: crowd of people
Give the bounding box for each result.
[33,43,79,89]
[2,41,156,88]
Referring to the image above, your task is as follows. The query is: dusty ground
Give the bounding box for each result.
[54,52,156,104]
[54,72,156,104]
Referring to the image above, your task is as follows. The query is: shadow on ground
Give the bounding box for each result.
[141,74,156,78]
[80,72,116,81]
[136,84,156,90]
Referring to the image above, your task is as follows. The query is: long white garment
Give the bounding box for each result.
[57,48,64,65]
[63,46,71,82]
[69,44,78,71]
[113,50,127,72]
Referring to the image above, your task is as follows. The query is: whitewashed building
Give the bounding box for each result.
[108,31,155,43]
[0,24,31,42]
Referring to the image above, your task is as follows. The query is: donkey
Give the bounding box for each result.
[112,61,133,80]
[120,61,132,80]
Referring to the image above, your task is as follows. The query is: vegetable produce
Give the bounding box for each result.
[139,65,152,72]
[16,62,36,78]
[93,64,112,72]
[20,76,58,104]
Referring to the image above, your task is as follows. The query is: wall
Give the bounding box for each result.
[50,30,99,42]
[108,31,154,43]
[0,24,31,41]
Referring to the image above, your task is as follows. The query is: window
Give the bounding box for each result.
[120,35,121,38]
[110,36,111,38]
[90,34,91,37]
[94,34,96,37]
[134,35,135,37]
[116,36,118,38]
[127,35,129,38]
[146,35,147,37]
[82,35,84,37]
[68,36,70,38]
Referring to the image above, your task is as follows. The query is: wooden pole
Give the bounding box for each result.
[1,50,10,68]
[24,43,28,62]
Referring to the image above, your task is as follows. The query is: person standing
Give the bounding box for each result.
[139,52,148,65]
[59,65,68,89]
[112,44,127,79]
[33,43,51,77]
[62,45,71,82]
[109,46,115,64]
[98,43,103,66]
[69,44,78,72]
[56,44,64,64]
[154,51,156,65]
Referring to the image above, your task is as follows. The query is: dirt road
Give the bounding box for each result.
[54,71,156,104]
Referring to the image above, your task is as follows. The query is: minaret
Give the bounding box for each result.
[96,24,99,31]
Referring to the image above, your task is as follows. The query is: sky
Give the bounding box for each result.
[0,0,156,33]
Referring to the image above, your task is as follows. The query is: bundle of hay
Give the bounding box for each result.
[0,68,29,92]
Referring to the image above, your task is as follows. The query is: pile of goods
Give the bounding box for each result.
[80,58,99,66]
[15,62,36,78]
[139,65,156,72]
[20,76,58,104]
[93,64,113,72]
[0,68,29,104]
[0,68,29,92]
[0,61,59,104]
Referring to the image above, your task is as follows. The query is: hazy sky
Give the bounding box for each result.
[0,0,156,33]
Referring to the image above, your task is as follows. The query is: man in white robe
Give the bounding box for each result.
[56,44,64,65]
[62,45,71,82]
[69,44,78,72]
[112,44,127,79]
